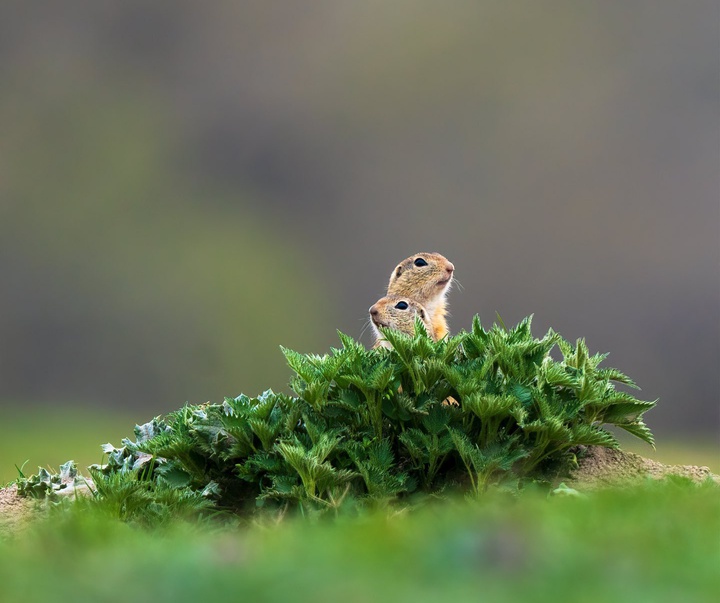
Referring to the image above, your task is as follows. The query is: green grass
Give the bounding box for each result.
[0,406,139,485]
[1,481,718,603]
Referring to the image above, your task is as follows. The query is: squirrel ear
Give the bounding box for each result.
[419,309,426,319]
[395,266,402,277]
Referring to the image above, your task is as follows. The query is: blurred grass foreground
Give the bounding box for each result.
[1,481,718,603]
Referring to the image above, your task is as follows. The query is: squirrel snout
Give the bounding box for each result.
[369,305,379,317]
[446,261,455,274]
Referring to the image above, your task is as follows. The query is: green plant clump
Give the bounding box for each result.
[15,461,80,499]
[19,316,657,518]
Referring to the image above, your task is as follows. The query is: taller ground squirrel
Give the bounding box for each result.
[386,252,455,340]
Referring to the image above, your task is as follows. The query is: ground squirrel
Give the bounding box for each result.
[369,296,435,349]
[369,295,458,406]
[386,252,455,340]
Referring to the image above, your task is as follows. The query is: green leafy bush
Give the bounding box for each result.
[20,316,656,518]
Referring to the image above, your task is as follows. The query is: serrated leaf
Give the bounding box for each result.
[618,421,656,448]
[156,464,192,488]
[601,400,657,423]
[570,424,619,448]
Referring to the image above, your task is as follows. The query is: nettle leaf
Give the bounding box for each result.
[596,367,639,389]
[510,405,528,426]
[252,390,279,420]
[438,335,463,361]
[570,424,619,448]
[463,393,516,419]
[471,315,488,341]
[202,481,222,498]
[247,418,281,451]
[540,359,579,389]
[59,460,78,481]
[384,391,427,422]
[399,428,431,460]
[261,474,302,500]
[237,451,284,482]
[281,347,317,383]
[618,421,656,448]
[600,400,657,424]
[300,381,331,410]
[522,418,571,442]
[102,443,119,454]
[380,328,413,360]
[591,391,650,410]
[588,352,610,369]
[449,429,483,468]
[134,418,167,444]
[422,404,450,435]
[368,364,395,391]
[337,330,365,353]
[331,388,363,411]
[508,383,533,406]
[577,374,602,405]
[419,358,448,389]
[156,464,192,489]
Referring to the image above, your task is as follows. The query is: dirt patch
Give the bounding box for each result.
[568,446,719,489]
[0,477,92,539]
[0,484,36,538]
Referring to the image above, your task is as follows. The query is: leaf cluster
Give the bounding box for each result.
[16,461,81,499]
[20,315,657,518]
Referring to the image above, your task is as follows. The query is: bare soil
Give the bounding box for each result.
[567,445,719,489]
[0,475,91,539]
[0,484,36,538]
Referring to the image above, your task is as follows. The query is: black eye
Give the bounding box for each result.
[394,301,409,310]
[414,258,428,267]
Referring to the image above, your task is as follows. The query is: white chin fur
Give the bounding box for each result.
[424,282,451,315]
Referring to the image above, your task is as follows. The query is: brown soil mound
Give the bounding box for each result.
[0,478,93,539]
[568,446,719,489]
[0,484,37,538]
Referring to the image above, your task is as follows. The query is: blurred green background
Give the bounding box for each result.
[1,1,717,479]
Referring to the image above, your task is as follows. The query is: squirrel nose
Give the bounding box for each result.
[370,305,379,317]
[446,262,455,273]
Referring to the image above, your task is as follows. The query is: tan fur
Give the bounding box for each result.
[369,296,435,349]
[386,252,455,340]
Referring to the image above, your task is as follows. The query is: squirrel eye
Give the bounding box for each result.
[414,258,428,267]
[394,301,409,310]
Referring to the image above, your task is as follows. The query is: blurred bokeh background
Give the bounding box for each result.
[1,1,718,479]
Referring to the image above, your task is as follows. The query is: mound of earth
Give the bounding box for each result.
[567,446,719,489]
[0,474,92,539]
[0,484,36,538]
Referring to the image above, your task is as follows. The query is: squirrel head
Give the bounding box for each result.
[369,296,434,349]
[387,252,455,314]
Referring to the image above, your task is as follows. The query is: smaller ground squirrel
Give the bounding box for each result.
[369,296,435,349]
[386,252,455,340]
[369,295,457,406]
